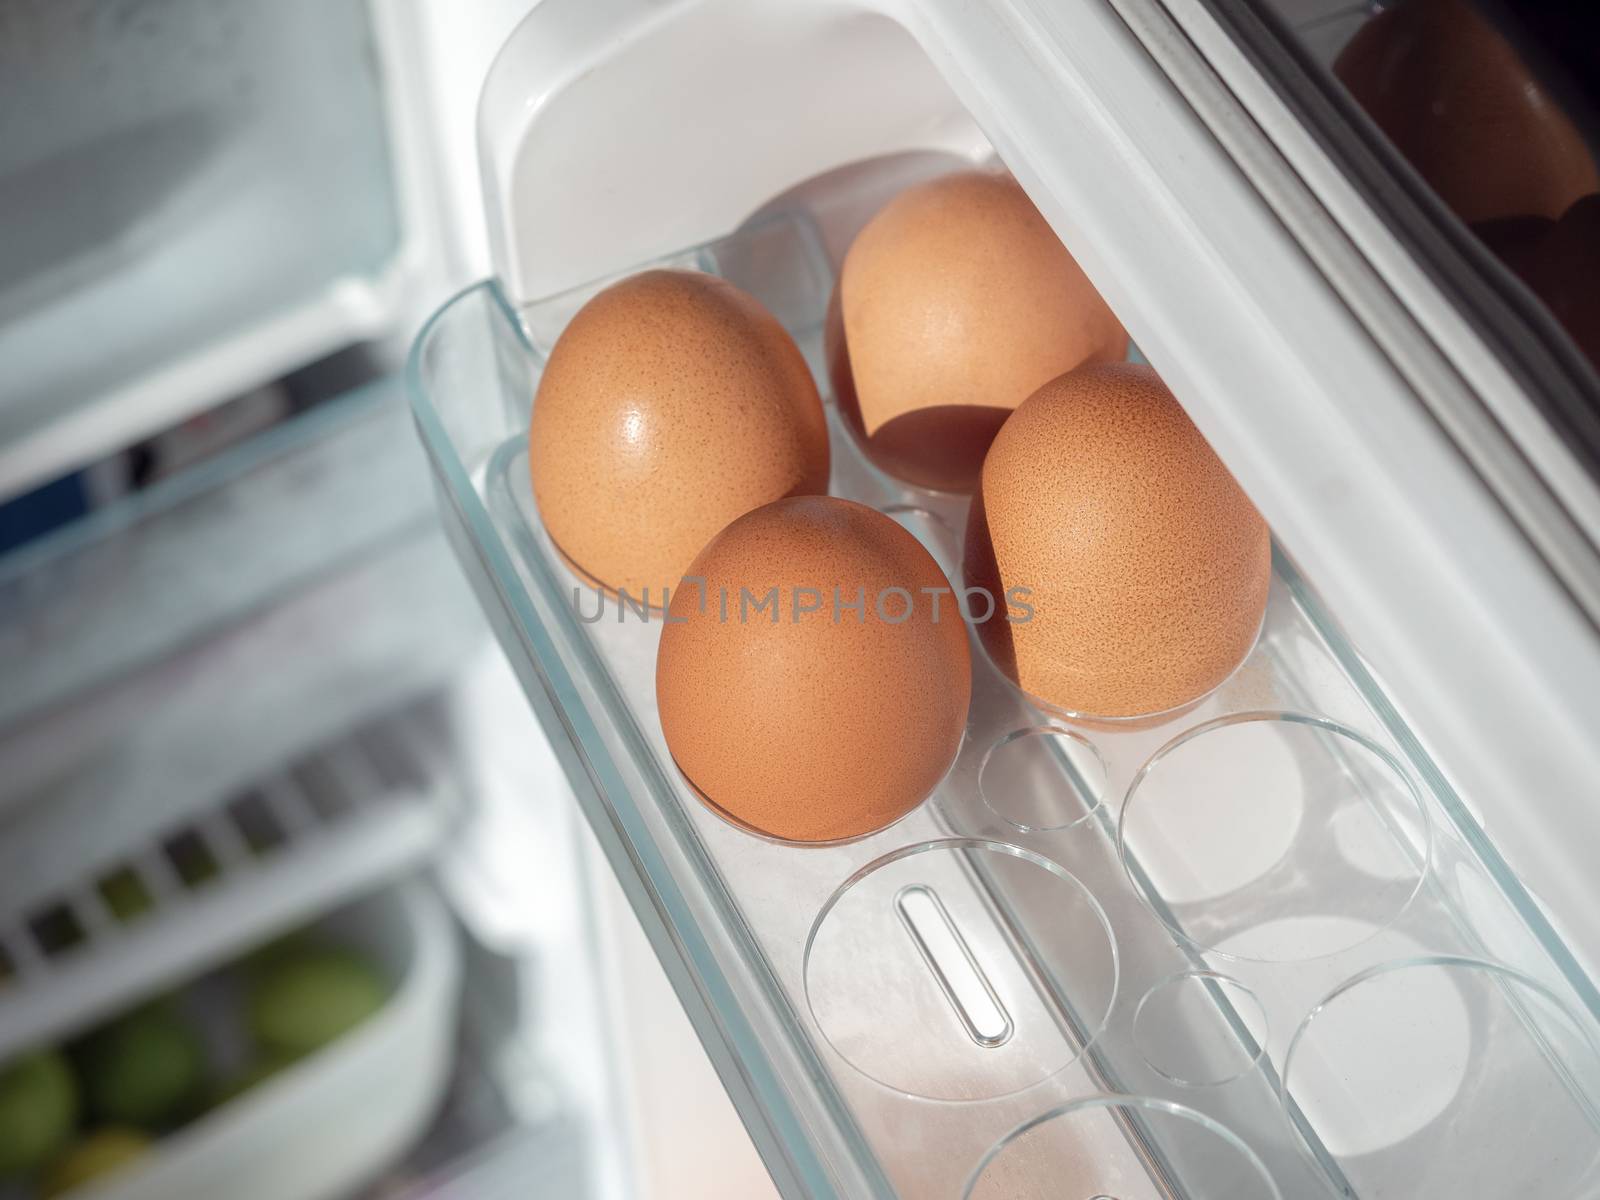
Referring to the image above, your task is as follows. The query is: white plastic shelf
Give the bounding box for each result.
[0,0,410,499]
[0,380,434,737]
[0,702,457,1054]
[0,380,489,906]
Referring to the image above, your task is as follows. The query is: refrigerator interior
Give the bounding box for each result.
[0,0,698,1194]
[5,0,1600,1197]
[0,0,442,501]
[410,1,1600,1197]
[0,0,788,1194]
[0,383,625,1200]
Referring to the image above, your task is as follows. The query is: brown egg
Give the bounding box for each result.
[656,496,971,842]
[1472,215,1555,282]
[1524,193,1600,371]
[965,363,1270,718]
[828,170,1127,493]
[529,270,829,602]
[1335,0,1599,225]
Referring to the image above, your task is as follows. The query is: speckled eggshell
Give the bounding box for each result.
[829,169,1127,493]
[1335,0,1599,225]
[529,270,829,601]
[964,363,1270,718]
[656,496,971,843]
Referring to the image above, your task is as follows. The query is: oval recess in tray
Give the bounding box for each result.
[804,838,1117,1101]
[1118,712,1431,963]
[965,1094,1282,1200]
[1282,955,1600,1199]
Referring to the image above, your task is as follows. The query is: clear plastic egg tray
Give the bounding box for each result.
[409,163,1600,1199]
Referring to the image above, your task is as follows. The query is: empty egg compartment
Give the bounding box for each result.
[408,160,1600,1197]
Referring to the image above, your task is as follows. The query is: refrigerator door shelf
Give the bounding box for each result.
[409,202,1600,1199]
[477,0,1600,1006]
[441,2,1600,1195]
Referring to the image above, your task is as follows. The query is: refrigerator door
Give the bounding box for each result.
[413,1,1600,1196]
[0,384,637,1200]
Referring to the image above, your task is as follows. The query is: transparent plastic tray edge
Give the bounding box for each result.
[1273,545,1600,1028]
[406,269,894,1200]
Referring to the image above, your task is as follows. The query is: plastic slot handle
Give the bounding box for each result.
[895,884,1013,1048]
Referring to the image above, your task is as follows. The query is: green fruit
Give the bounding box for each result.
[0,1050,78,1176]
[42,1128,150,1197]
[247,946,387,1058]
[76,1004,205,1127]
